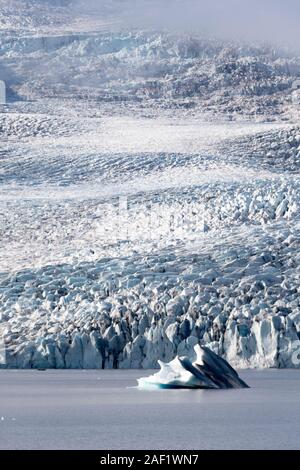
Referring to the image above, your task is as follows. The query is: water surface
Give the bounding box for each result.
[0,369,299,449]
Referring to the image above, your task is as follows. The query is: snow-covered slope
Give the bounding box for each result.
[0,1,300,369]
[1,31,300,119]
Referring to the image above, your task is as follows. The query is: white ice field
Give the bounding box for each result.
[1,0,300,370]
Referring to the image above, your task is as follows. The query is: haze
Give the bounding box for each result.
[75,0,300,49]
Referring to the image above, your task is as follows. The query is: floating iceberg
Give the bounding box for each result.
[137,345,249,389]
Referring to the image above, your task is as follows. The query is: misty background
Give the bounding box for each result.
[71,0,300,49]
[1,1,299,49]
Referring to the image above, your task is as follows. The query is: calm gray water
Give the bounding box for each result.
[0,369,299,450]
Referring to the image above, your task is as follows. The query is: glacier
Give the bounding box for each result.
[0,1,300,370]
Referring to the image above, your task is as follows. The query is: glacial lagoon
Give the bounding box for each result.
[0,369,299,450]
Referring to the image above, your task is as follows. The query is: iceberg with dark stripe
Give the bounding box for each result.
[137,345,249,389]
